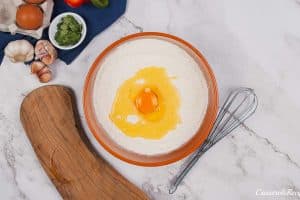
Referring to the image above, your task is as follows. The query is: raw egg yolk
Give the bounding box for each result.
[135,88,159,114]
[109,67,181,140]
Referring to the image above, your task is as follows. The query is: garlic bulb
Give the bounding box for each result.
[4,40,34,63]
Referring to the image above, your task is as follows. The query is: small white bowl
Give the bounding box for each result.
[49,12,87,50]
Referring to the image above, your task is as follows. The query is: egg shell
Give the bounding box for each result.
[24,0,46,4]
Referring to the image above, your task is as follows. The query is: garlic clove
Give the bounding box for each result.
[31,61,45,74]
[39,71,52,83]
[37,65,51,77]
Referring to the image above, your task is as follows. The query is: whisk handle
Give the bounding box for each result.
[169,150,205,194]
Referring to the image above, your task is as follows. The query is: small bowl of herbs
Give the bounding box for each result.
[49,12,87,50]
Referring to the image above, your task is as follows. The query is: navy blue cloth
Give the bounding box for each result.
[0,0,127,65]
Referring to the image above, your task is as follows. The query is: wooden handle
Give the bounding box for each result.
[20,85,148,200]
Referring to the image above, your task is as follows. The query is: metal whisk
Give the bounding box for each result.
[169,87,258,194]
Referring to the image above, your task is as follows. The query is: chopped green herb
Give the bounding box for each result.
[54,15,82,46]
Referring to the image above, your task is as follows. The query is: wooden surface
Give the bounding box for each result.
[20,85,149,200]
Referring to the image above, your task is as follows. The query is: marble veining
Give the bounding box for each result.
[0,0,300,199]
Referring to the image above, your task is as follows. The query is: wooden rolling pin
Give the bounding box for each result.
[20,85,148,200]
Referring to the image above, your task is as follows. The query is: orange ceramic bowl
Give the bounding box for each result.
[83,32,218,166]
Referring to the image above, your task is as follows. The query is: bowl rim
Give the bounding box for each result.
[48,12,87,50]
[83,32,219,166]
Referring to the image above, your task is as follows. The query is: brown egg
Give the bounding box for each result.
[16,4,44,30]
[24,0,46,4]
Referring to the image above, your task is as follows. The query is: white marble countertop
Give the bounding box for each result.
[1,0,300,199]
